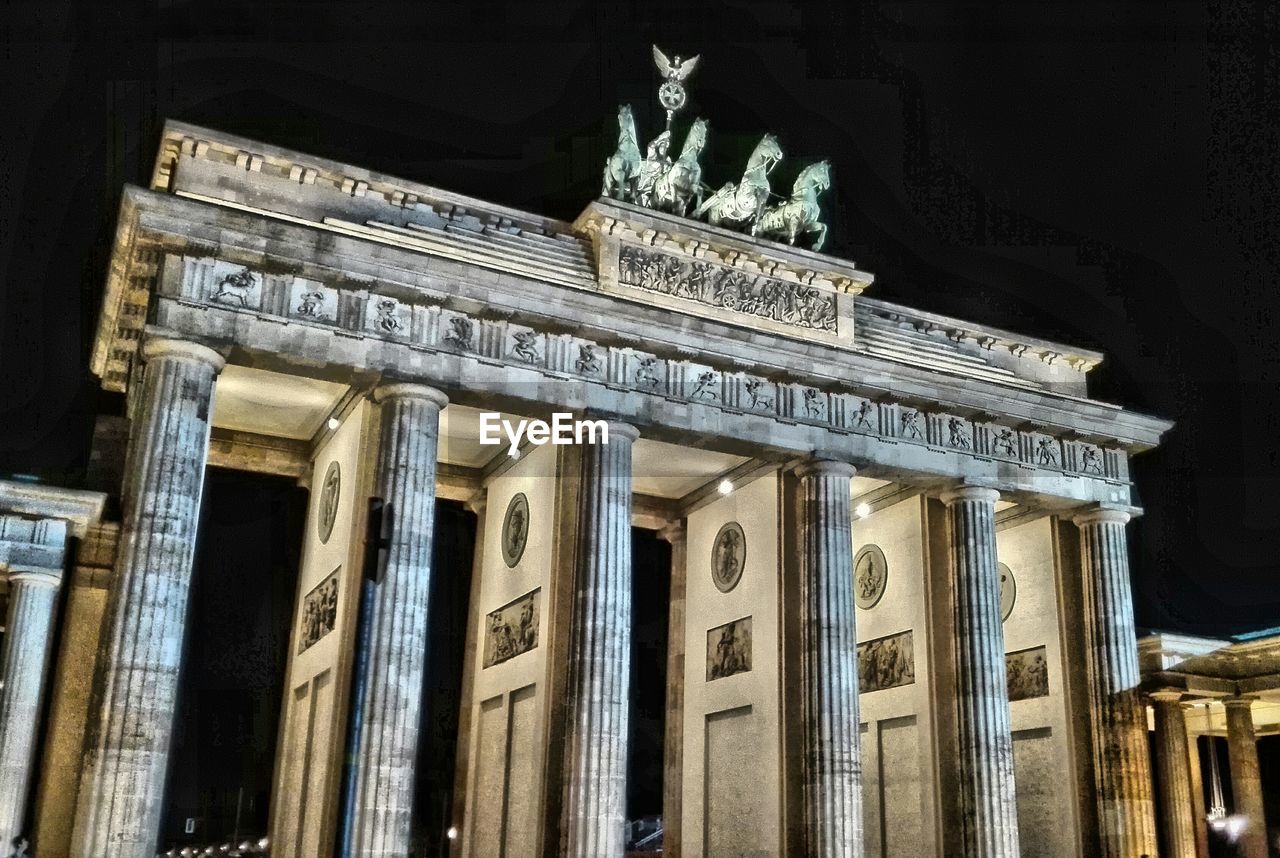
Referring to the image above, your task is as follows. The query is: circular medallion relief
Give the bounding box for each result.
[854,544,889,609]
[999,563,1017,621]
[710,521,746,593]
[317,461,341,544]
[501,493,530,568]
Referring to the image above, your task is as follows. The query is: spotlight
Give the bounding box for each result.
[855,502,871,518]
[327,416,341,430]
[718,479,733,495]
[447,826,458,840]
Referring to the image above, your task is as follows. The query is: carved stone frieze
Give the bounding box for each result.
[163,253,1134,491]
[616,244,838,333]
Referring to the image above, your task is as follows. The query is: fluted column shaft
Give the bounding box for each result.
[1074,508,1159,858]
[345,383,447,857]
[0,567,63,847]
[797,459,862,858]
[1151,693,1198,858]
[70,338,223,858]
[942,486,1020,858]
[659,520,687,858]
[561,422,638,858]
[1224,697,1267,858]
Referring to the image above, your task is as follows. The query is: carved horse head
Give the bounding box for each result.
[745,133,784,179]
[678,118,709,162]
[792,160,832,197]
[616,103,637,146]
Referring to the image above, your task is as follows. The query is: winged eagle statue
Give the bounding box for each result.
[652,45,700,129]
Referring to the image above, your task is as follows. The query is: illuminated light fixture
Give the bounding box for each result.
[327,416,341,430]
[718,479,733,495]
[855,502,872,518]
[447,827,459,840]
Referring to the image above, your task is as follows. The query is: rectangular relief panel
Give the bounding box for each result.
[299,671,333,858]
[1012,727,1069,858]
[502,685,539,858]
[879,715,923,857]
[704,705,767,858]
[484,588,541,668]
[705,616,752,681]
[858,630,915,693]
[860,722,880,858]
[1006,646,1050,702]
[297,567,339,653]
[469,695,508,857]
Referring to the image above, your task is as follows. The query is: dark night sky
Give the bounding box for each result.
[2,1,1279,636]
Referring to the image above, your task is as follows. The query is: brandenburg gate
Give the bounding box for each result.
[2,49,1230,858]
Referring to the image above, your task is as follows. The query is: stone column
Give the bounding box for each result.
[1151,692,1198,858]
[1224,697,1268,858]
[344,383,447,857]
[796,459,862,858]
[940,486,1020,857]
[1073,507,1158,858]
[561,422,638,858]
[33,522,119,858]
[658,520,687,858]
[70,337,223,858]
[0,566,63,847]
[1186,729,1209,858]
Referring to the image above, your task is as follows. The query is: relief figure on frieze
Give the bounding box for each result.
[298,568,340,654]
[706,617,752,681]
[1006,646,1049,701]
[484,589,540,668]
[616,244,837,333]
[857,630,915,693]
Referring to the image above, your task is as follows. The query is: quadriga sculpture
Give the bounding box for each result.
[653,118,709,217]
[602,104,641,201]
[752,160,832,251]
[694,133,783,230]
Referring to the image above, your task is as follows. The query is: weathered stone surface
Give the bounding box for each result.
[1225,697,1267,858]
[69,337,223,858]
[32,523,119,858]
[0,567,63,847]
[560,423,638,858]
[344,383,448,857]
[659,520,687,858]
[796,459,863,858]
[1074,508,1158,858]
[1151,692,1198,858]
[941,486,1020,858]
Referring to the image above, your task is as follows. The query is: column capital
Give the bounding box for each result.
[577,412,641,443]
[141,336,225,372]
[1072,506,1132,527]
[372,382,449,409]
[794,458,857,480]
[939,485,1000,506]
[1148,689,1186,705]
[1224,695,1260,710]
[6,566,63,589]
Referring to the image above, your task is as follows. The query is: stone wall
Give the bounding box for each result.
[680,473,782,858]
[854,496,938,858]
[457,443,559,858]
[270,403,371,856]
[997,516,1084,858]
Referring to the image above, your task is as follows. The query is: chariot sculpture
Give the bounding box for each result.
[600,45,832,252]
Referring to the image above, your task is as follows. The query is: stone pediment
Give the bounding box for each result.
[574,199,873,348]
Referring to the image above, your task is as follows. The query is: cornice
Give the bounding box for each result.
[96,188,1172,455]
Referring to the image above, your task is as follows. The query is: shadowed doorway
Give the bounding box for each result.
[159,467,307,849]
